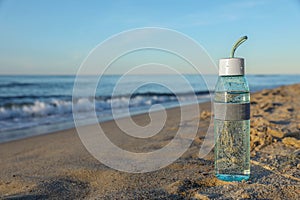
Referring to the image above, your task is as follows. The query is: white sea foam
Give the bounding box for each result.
[0,93,209,134]
[2,94,207,118]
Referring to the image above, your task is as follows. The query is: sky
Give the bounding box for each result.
[0,0,299,75]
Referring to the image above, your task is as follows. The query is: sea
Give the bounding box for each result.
[0,74,299,143]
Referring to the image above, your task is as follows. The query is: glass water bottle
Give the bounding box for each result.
[214,36,250,181]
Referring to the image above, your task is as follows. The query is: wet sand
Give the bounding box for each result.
[0,84,299,199]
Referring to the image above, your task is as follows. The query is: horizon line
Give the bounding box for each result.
[0,73,300,76]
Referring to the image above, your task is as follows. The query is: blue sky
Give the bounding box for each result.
[0,0,299,74]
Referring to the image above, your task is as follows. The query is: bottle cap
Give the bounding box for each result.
[219,57,244,76]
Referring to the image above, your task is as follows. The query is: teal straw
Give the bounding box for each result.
[230,36,248,58]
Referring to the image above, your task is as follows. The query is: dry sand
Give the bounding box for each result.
[0,84,299,199]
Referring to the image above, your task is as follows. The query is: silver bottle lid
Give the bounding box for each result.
[219,57,244,76]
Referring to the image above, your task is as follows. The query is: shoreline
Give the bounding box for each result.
[0,84,299,199]
[0,99,212,145]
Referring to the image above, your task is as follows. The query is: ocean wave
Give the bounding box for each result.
[0,95,71,102]
[0,99,91,120]
[0,90,210,102]
[0,91,210,121]
[94,90,211,100]
[0,82,38,88]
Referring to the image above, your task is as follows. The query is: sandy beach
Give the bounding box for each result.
[0,84,300,199]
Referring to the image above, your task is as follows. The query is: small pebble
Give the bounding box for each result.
[241,192,250,199]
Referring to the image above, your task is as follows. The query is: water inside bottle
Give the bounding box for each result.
[214,91,250,181]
